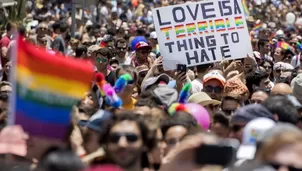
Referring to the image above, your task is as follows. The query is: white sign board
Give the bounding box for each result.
[152,0,253,70]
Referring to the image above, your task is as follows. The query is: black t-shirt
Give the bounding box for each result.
[106,71,115,86]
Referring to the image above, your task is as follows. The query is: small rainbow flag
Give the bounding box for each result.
[10,37,94,140]
[277,41,294,52]
[242,0,249,16]
[252,23,262,32]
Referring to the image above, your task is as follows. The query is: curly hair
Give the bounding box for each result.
[98,47,114,60]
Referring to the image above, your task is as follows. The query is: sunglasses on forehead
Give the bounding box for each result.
[108,132,139,144]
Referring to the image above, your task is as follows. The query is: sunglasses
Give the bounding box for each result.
[270,163,302,171]
[108,132,139,144]
[117,47,127,51]
[96,57,108,63]
[263,65,271,69]
[204,85,223,93]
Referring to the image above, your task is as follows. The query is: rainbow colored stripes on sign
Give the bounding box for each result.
[175,25,186,38]
[12,37,94,140]
[160,27,172,40]
[186,23,197,36]
[197,21,208,33]
[235,17,244,29]
[215,19,226,32]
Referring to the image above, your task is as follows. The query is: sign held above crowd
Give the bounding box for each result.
[152,0,253,70]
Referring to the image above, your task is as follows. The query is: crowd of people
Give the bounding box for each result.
[0,0,302,171]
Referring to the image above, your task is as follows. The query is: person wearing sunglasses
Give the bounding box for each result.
[102,112,155,171]
[115,38,131,65]
[35,22,52,49]
[94,47,115,86]
[115,65,138,110]
[221,95,241,116]
[203,70,226,101]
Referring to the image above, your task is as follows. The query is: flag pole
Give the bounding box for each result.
[71,0,76,37]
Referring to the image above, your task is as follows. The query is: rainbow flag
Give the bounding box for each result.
[277,41,294,52]
[252,23,262,32]
[10,37,94,140]
[242,0,249,16]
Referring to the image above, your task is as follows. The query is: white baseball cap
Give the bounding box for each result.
[236,118,275,160]
[149,31,157,39]
[203,70,226,86]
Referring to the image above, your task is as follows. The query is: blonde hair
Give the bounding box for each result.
[257,131,302,161]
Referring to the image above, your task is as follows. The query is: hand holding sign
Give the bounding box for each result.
[152,0,253,70]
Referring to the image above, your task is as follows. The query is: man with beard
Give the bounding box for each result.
[258,38,272,61]
[115,38,131,65]
[102,112,155,171]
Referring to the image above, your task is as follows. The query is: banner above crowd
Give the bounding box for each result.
[152,0,253,70]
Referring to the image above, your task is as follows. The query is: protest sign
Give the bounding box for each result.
[152,0,253,70]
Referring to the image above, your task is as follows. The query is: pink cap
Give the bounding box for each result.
[0,125,28,156]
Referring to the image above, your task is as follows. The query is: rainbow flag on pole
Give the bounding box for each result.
[10,37,94,140]
[252,22,262,32]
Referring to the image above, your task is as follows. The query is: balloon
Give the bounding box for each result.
[131,36,147,50]
[185,103,210,129]
[85,165,123,171]
[286,12,296,24]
